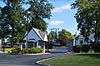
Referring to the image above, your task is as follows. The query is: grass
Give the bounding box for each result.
[41,54,100,66]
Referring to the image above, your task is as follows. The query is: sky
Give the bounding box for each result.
[47,0,78,35]
[0,0,78,35]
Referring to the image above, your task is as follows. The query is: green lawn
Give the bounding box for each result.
[41,54,100,66]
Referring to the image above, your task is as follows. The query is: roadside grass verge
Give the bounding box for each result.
[40,54,100,66]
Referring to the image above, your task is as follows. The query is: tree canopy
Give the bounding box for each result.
[30,17,47,31]
[48,31,57,41]
[72,0,100,43]
[58,29,74,41]
[0,0,53,47]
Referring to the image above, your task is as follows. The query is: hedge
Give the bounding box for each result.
[10,46,43,54]
[73,45,80,53]
[10,46,21,54]
[81,45,90,53]
[91,44,100,53]
[21,47,43,54]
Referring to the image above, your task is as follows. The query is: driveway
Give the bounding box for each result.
[50,47,67,53]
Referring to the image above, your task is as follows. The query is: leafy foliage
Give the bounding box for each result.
[58,29,74,41]
[81,45,90,53]
[73,45,80,53]
[28,0,53,19]
[30,16,47,31]
[48,31,57,41]
[92,44,100,53]
[10,45,21,54]
[21,47,43,54]
[73,0,100,43]
[0,0,53,48]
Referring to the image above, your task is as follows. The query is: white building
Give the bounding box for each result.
[73,33,95,46]
[23,28,48,53]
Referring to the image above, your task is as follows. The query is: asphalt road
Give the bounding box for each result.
[0,47,67,66]
[0,54,55,66]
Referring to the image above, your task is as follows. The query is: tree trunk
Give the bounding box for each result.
[1,38,5,52]
[0,39,2,51]
[11,26,15,47]
[95,20,100,44]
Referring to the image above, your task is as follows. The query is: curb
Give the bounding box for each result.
[35,57,55,66]
[23,53,50,56]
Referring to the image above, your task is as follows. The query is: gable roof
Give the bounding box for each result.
[32,28,43,40]
[39,31,46,40]
[24,27,48,42]
[33,28,48,41]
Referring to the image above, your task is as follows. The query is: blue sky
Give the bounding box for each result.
[0,0,78,35]
[47,0,78,35]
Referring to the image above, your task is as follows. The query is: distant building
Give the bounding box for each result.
[73,33,95,46]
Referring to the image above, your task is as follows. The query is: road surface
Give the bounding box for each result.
[0,47,67,66]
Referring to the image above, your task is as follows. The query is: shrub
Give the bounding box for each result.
[45,44,53,49]
[10,46,21,54]
[5,48,14,53]
[81,45,90,53]
[21,47,43,54]
[92,44,100,53]
[31,47,43,53]
[73,45,80,53]
[21,48,31,54]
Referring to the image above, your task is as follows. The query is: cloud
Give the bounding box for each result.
[51,4,71,13]
[51,20,64,26]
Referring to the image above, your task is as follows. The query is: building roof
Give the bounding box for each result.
[23,28,48,42]
[39,31,46,40]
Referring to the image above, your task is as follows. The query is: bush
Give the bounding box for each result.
[31,47,43,53]
[5,48,14,53]
[92,44,100,53]
[81,45,90,53]
[21,48,31,54]
[21,47,43,54]
[73,45,80,53]
[45,44,53,49]
[10,46,21,54]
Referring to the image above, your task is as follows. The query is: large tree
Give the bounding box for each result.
[72,0,100,43]
[0,0,53,48]
[48,31,57,41]
[58,29,73,41]
[0,0,26,47]
[24,0,53,31]
[30,17,47,31]
[27,0,53,19]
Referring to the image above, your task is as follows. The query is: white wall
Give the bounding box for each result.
[43,34,48,41]
[89,33,95,42]
[23,29,41,42]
